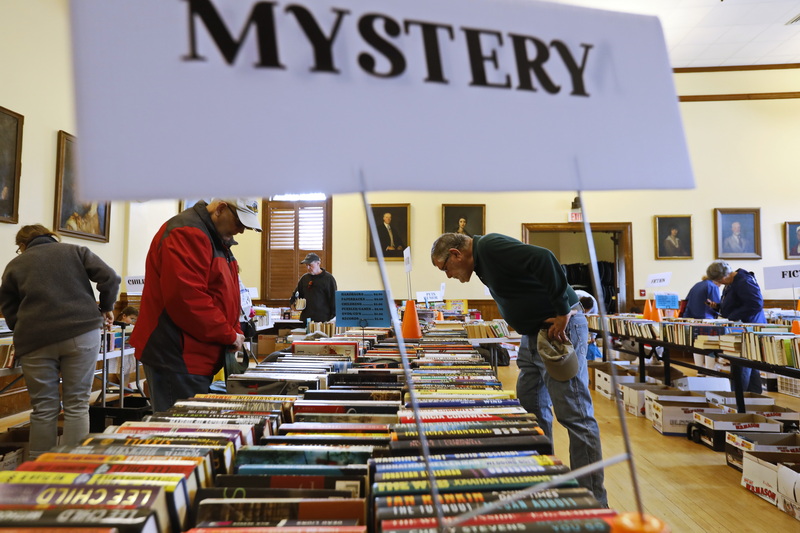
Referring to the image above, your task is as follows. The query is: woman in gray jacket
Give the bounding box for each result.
[0,225,120,457]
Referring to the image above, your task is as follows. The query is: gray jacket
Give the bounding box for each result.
[0,236,120,356]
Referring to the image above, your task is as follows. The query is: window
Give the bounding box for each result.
[261,197,332,303]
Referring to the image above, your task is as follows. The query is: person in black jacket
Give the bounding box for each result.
[290,253,337,323]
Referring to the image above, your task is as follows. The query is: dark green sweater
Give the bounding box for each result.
[473,234,578,335]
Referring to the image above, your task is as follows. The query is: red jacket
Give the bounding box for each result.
[131,203,242,376]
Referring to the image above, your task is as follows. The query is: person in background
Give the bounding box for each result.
[722,221,750,254]
[705,260,765,393]
[0,224,120,457]
[661,225,687,256]
[682,276,721,319]
[107,306,139,393]
[430,232,607,505]
[290,253,337,323]
[376,212,405,257]
[574,289,599,315]
[453,216,472,237]
[130,198,261,412]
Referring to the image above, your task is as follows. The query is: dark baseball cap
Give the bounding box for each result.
[301,253,321,264]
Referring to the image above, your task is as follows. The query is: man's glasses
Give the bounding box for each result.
[227,205,245,230]
[439,251,452,272]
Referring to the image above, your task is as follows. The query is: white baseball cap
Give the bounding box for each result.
[218,198,262,232]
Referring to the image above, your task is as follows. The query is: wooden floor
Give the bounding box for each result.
[497,364,800,533]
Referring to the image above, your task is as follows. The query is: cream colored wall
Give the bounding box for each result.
[0,1,126,285]
[330,81,800,304]
[2,1,798,308]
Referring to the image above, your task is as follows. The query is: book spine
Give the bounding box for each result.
[372,474,575,495]
[373,464,570,481]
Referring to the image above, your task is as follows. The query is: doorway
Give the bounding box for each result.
[522,222,633,314]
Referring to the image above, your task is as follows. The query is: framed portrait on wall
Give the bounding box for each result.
[368,203,409,261]
[442,204,485,237]
[54,130,111,242]
[654,215,692,259]
[714,208,760,260]
[0,105,23,224]
[785,221,800,260]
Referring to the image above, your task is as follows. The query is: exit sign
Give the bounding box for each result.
[568,211,583,222]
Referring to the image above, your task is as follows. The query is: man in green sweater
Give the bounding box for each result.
[431,232,607,505]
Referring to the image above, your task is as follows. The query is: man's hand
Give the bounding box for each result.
[544,311,576,343]
[102,311,114,330]
[233,333,245,351]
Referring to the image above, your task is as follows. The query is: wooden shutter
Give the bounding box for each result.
[262,199,331,304]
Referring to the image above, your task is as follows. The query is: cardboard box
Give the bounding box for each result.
[777,463,800,521]
[741,451,800,505]
[618,383,674,417]
[725,432,800,471]
[651,401,725,436]
[595,367,640,400]
[673,376,731,392]
[719,404,800,432]
[257,334,277,355]
[638,365,685,385]
[0,445,23,470]
[706,391,776,407]
[690,413,782,451]
[644,389,707,421]
[588,362,635,392]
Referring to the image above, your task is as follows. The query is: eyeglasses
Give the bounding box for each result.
[227,205,245,231]
[15,247,21,255]
[439,251,452,272]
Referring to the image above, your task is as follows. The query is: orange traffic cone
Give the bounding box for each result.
[796,299,800,311]
[643,299,653,320]
[401,300,422,339]
[436,310,444,321]
[792,320,800,335]
[652,307,662,323]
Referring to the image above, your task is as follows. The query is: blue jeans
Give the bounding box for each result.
[517,312,607,505]
[143,363,212,413]
[20,329,101,457]
[739,366,762,394]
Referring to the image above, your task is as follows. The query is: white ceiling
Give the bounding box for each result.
[552,0,800,68]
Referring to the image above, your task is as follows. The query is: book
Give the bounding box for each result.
[388,435,552,456]
[39,451,213,487]
[293,413,399,424]
[259,435,391,447]
[105,425,245,450]
[372,464,570,482]
[390,426,543,441]
[380,509,617,531]
[234,445,375,467]
[373,487,599,521]
[0,484,168,533]
[76,434,234,474]
[0,508,159,533]
[236,464,368,477]
[215,474,365,498]
[278,422,390,435]
[116,420,256,446]
[193,486,352,517]
[372,474,577,495]
[16,460,202,496]
[194,497,366,525]
[0,470,188,533]
[371,454,560,473]
[187,526,366,532]
[300,390,402,402]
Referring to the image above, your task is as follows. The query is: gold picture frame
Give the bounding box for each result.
[54,130,111,242]
[714,208,761,260]
[0,105,23,224]
[654,215,692,259]
[368,203,409,261]
[442,204,486,237]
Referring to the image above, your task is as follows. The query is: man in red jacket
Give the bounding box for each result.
[131,198,261,412]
